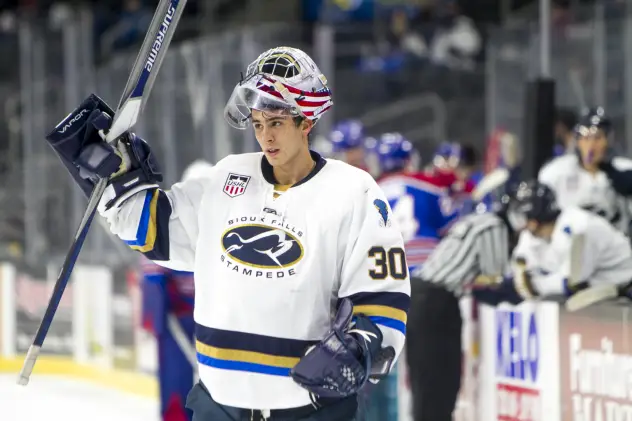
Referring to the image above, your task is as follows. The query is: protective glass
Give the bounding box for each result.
[224,74,300,130]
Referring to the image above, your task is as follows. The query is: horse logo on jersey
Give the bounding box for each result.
[222,224,304,269]
[223,173,251,198]
[373,199,391,227]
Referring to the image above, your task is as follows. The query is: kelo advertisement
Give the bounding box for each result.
[479,302,561,421]
[559,307,632,421]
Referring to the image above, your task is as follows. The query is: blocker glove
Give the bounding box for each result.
[290,298,395,399]
[45,93,162,207]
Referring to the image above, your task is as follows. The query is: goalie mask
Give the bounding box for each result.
[224,46,333,129]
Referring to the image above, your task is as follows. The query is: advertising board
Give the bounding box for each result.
[559,305,632,421]
[479,302,561,421]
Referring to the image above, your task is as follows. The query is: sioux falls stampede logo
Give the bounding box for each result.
[220,218,304,279]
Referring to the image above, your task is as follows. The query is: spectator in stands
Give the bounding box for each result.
[381,0,481,71]
[383,6,428,61]
[0,7,15,33]
[552,0,572,35]
[99,0,151,59]
[554,107,578,156]
[429,0,481,70]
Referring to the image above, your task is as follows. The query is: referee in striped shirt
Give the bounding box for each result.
[406,196,517,421]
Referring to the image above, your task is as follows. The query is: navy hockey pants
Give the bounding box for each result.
[185,382,358,421]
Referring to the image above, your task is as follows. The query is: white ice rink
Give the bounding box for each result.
[0,375,158,421]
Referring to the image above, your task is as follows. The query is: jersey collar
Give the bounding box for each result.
[260,150,327,187]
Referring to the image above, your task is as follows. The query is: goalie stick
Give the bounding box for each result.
[565,284,619,312]
[167,314,199,382]
[564,234,620,311]
[17,0,188,386]
[471,167,510,202]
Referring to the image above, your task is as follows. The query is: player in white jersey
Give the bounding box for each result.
[44,46,410,421]
[538,107,632,231]
[472,181,632,307]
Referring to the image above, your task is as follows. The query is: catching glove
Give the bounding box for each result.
[290,298,394,399]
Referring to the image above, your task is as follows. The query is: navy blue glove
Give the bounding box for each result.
[599,159,632,197]
[617,281,632,300]
[46,94,162,202]
[290,298,394,398]
[471,275,526,306]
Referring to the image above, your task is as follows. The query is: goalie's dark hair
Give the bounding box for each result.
[293,116,305,127]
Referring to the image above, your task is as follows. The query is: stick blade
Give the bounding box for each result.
[106,0,187,142]
[569,234,585,285]
[106,98,143,143]
[565,285,618,312]
[16,345,42,386]
[471,168,510,202]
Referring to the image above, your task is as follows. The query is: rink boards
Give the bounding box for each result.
[2,261,632,421]
[0,261,158,397]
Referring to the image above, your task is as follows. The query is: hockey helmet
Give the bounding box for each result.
[224,46,333,130]
[376,132,414,173]
[432,142,462,170]
[575,107,612,138]
[506,180,560,230]
[329,120,365,152]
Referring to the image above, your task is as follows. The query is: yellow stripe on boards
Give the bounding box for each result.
[0,356,157,398]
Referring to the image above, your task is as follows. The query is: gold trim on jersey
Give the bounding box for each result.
[273,184,292,199]
[130,190,159,253]
[196,341,300,369]
[353,304,408,324]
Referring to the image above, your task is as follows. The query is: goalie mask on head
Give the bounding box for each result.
[224,46,333,129]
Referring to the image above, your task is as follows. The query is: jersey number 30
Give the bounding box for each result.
[368,246,407,280]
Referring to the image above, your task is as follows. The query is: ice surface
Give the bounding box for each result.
[0,375,158,421]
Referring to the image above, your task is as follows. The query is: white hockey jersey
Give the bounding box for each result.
[538,154,632,230]
[98,151,410,409]
[512,207,632,296]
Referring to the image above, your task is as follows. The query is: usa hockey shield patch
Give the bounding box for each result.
[223,173,251,198]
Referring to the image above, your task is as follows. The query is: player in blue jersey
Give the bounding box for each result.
[377,134,459,271]
[329,119,370,171]
[141,258,195,421]
[429,142,476,195]
[141,160,213,421]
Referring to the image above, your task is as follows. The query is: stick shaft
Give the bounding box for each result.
[17,0,187,385]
